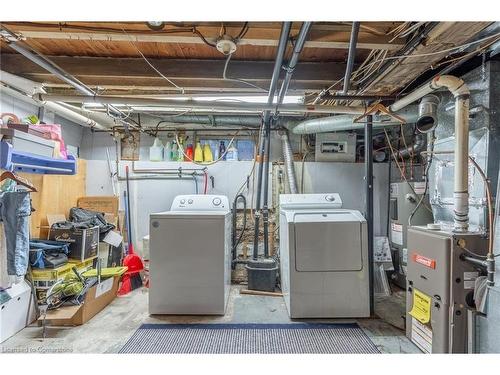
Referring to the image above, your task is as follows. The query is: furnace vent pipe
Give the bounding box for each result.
[390,75,470,232]
[397,133,427,159]
[282,131,299,194]
[416,94,440,133]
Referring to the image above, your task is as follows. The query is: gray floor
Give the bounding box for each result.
[1,285,420,354]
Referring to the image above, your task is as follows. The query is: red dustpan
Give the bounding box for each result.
[118,166,144,296]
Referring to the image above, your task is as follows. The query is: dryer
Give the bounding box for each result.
[149,194,231,315]
[279,193,370,318]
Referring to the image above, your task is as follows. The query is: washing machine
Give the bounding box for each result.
[279,193,370,318]
[149,194,231,315]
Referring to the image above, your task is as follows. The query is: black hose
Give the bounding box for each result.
[232,194,247,269]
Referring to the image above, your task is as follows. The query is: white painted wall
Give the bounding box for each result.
[1,92,85,152]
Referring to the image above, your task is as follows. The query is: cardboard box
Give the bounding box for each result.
[49,226,99,262]
[40,275,120,326]
[77,196,119,216]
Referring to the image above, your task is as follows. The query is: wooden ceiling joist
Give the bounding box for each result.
[1,54,350,93]
[9,29,403,51]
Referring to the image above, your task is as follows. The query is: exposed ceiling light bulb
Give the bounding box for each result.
[216,35,237,55]
[146,21,165,31]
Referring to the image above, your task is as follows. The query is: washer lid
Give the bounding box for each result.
[294,211,363,272]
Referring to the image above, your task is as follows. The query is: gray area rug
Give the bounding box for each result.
[119,323,380,354]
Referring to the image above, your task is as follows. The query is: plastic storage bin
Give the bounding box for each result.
[245,258,278,292]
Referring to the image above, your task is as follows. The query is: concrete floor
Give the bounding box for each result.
[1,285,420,354]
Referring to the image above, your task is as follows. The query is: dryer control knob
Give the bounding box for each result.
[325,195,335,202]
[180,199,186,204]
[188,199,193,204]
[212,197,222,206]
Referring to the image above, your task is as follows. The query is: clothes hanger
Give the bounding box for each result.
[0,171,37,192]
[353,102,407,124]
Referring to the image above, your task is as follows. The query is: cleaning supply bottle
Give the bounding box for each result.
[219,141,227,160]
[163,140,172,161]
[185,144,194,161]
[171,141,178,161]
[149,138,164,161]
[194,141,203,162]
[203,142,213,162]
[226,143,239,161]
[177,138,185,161]
[213,141,220,160]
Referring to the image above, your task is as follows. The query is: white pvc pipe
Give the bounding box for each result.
[36,94,367,115]
[0,85,108,130]
[0,70,110,129]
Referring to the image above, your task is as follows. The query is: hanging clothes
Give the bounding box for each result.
[0,222,11,290]
[0,189,32,282]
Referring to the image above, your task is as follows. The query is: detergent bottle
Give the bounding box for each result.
[203,142,213,162]
[219,141,227,160]
[171,141,178,161]
[163,140,172,161]
[149,138,164,161]
[194,141,204,162]
[177,138,185,161]
[185,144,194,161]
[226,143,239,161]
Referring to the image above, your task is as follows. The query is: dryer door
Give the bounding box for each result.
[294,211,363,272]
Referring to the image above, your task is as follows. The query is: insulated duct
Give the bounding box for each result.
[291,107,419,134]
[282,131,298,194]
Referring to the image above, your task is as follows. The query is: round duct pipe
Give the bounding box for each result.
[416,94,440,133]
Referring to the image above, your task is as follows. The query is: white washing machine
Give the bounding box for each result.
[149,194,231,315]
[279,193,370,318]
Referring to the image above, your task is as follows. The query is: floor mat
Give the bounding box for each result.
[119,323,380,354]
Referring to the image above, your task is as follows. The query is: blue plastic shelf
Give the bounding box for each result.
[0,141,77,175]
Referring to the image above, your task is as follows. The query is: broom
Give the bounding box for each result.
[118,166,144,295]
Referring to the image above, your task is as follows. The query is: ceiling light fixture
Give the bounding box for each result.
[146,22,166,31]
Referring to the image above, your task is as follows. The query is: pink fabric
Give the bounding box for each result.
[30,124,67,159]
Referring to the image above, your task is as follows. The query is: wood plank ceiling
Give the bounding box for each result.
[0,21,494,97]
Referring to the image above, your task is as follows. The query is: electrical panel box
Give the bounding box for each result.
[389,181,433,288]
[406,227,487,353]
[315,133,356,162]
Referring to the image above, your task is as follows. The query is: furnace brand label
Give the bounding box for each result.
[391,223,403,245]
[412,253,436,269]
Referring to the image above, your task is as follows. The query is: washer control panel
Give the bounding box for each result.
[279,193,343,210]
[171,195,229,211]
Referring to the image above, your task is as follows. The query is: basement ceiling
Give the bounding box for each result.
[0,21,495,97]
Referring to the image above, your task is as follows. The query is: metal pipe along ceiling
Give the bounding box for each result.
[3,32,136,129]
[276,22,312,195]
[253,22,292,261]
[36,94,367,115]
[342,22,360,94]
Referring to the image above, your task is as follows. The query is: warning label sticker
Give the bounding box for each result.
[413,181,427,195]
[391,223,403,246]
